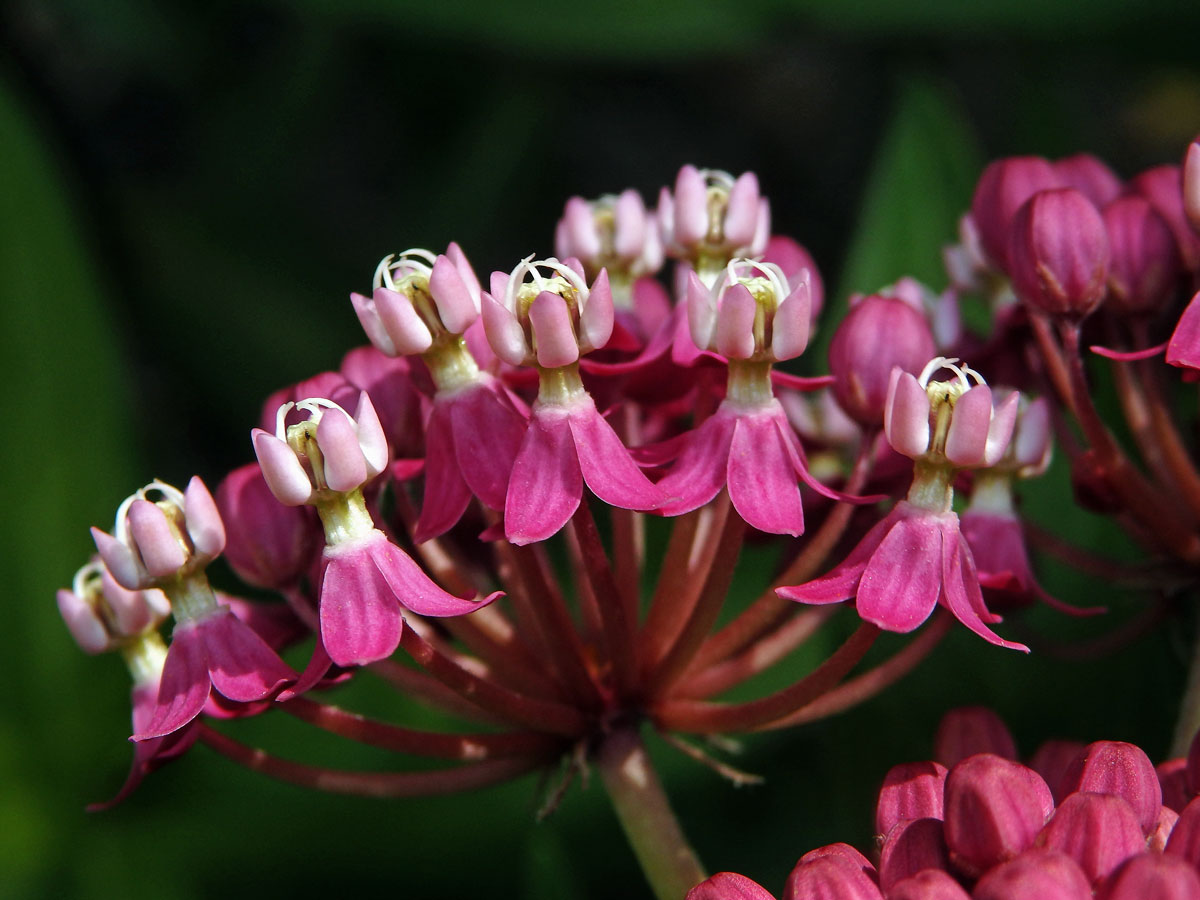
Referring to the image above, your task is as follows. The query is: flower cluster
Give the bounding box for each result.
[54,141,1200,898]
[690,708,1200,899]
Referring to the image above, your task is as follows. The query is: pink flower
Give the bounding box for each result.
[658,166,770,268]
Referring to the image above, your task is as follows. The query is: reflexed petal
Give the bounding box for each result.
[505,408,583,544]
[857,513,943,632]
[133,624,211,740]
[941,529,1029,651]
[448,380,527,511]
[568,398,663,512]
[319,543,405,666]
[656,409,737,516]
[370,537,495,617]
[203,608,296,702]
[727,412,805,536]
[414,403,473,543]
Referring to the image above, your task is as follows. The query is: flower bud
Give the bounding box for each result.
[876,761,948,836]
[1101,853,1200,900]
[1130,164,1200,272]
[972,849,1092,900]
[687,873,777,900]
[783,853,883,900]
[1157,758,1190,814]
[879,818,949,891]
[1102,195,1180,317]
[886,870,970,900]
[1059,741,1162,835]
[829,296,935,427]
[763,235,825,323]
[943,754,1052,877]
[1029,740,1087,804]
[1053,154,1122,207]
[1036,792,1145,884]
[339,346,427,463]
[970,156,1064,270]
[1008,188,1109,320]
[92,477,226,590]
[252,393,388,506]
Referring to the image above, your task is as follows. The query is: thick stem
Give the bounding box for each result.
[596,727,707,900]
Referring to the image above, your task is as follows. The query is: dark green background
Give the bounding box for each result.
[3,1,1199,897]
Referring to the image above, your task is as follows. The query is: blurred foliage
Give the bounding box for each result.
[2,0,1199,898]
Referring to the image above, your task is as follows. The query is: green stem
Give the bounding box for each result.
[1172,619,1200,757]
[596,727,706,900]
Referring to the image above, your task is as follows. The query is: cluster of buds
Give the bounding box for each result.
[690,708,1200,899]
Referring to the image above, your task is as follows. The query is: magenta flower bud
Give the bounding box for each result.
[1030,740,1087,803]
[93,478,227,590]
[482,257,613,368]
[783,853,883,900]
[970,155,1064,269]
[879,818,950,891]
[1059,741,1162,835]
[687,872,777,900]
[972,849,1092,900]
[1130,164,1200,271]
[829,296,936,427]
[1157,758,1190,814]
[339,347,426,463]
[1165,796,1200,867]
[943,754,1052,877]
[796,844,878,881]
[886,870,970,900]
[1102,195,1181,316]
[1101,853,1200,900]
[763,234,825,323]
[659,166,770,268]
[216,463,320,590]
[1185,139,1200,235]
[1008,188,1109,320]
[876,761,948,836]
[1053,154,1123,207]
[935,707,1019,768]
[1036,792,1145,884]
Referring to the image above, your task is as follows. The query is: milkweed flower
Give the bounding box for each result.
[659,166,770,284]
[482,256,664,544]
[252,396,494,666]
[779,358,1026,649]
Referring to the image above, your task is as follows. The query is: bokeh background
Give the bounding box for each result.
[4,1,1200,897]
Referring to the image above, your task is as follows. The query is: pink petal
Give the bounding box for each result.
[581,269,614,351]
[885,369,931,459]
[429,253,479,334]
[771,277,811,361]
[529,291,580,368]
[91,527,144,590]
[686,268,716,351]
[567,397,664,512]
[350,291,396,356]
[446,242,482,305]
[724,171,760,247]
[252,428,313,506]
[133,623,211,740]
[373,286,433,355]
[727,411,805,535]
[656,409,737,515]
[316,407,368,493]
[984,390,1019,466]
[128,499,186,578]
[57,588,110,654]
[414,403,473,543]
[715,282,757,360]
[856,513,943,632]
[1169,292,1200,370]
[354,392,390,478]
[674,165,708,246]
[319,543,405,666]
[613,189,647,260]
[941,527,1029,651]
[184,476,226,558]
[777,506,903,604]
[945,384,994,467]
[505,408,583,544]
[202,607,296,702]
[481,291,529,367]
[448,380,527,511]
[370,537,495,616]
[563,196,601,259]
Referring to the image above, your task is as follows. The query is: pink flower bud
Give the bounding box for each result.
[783,853,883,900]
[1130,164,1200,272]
[876,761,948,837]
[687,872,777,900]
[1102,195,1181,317]
[796,844,878,881]
[216,463,320,590]
[1008,188,1109,320]
[764,235,824,323]
[943,755,1052,877]
[935,707,1019,768]
[1036,792,1145,884]
[886,870,970,900]
[1053,154,1123,207]
[1030,740,1087,803]
[830,296,935,427]
[971,156,1064,269]
[1158,758,1190,814]
[1101,853,1200,900]
[1059,741,1162,835]
[879,818,949,891]
[972,849,1092,900]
